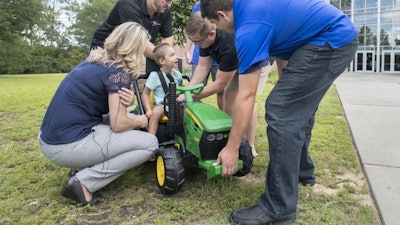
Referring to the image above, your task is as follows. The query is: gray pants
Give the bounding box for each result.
[38,124,158,192]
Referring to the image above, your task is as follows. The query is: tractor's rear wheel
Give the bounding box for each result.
[234,140,254,177]
[156,146,185,195]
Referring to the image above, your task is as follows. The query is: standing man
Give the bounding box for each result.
[200,0,358,224]
[91,0,174,74]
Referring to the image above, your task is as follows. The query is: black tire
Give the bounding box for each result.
[155,146,185,195]
[155,123,172,143]
[234,140,254,177]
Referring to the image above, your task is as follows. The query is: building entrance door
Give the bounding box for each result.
[382,50,400,73]
[355,50,375,72]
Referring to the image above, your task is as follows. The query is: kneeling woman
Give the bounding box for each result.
[38,22,158,205]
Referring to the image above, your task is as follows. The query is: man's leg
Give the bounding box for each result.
[217,92,224,110]
[246,64,273,157]
[223,72,238,116]
[299,115,316,186]
[210,66,224,110]
[230,39,357,224]
[247,108,258,157]
[260,41,358,217]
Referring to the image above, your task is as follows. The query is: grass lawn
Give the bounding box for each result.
[0,72,380,225]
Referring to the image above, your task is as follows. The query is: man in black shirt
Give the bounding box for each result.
[91,0,174,74]
[182,12,238,116]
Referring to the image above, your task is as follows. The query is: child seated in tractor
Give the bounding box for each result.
[142,43,183,135]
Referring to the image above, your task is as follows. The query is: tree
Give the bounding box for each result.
[0,0,44,43]
[69,0,117,50]
[0,0,44,74]
[358,25,376,46]
[380,29,390,46]
[38,0,67,47]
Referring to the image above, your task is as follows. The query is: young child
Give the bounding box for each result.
[142,43,182,135]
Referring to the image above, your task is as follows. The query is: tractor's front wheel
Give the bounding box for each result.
[156,146,185,195]
[234,140,254,177]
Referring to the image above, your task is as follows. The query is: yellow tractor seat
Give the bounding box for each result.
[149,91,169,123]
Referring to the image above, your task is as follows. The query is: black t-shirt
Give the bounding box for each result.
[91,0,173,73]
[199,29,238,72]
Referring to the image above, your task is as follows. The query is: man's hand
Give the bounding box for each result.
[119,84,134,107]
[176,94,185,102]
[213,146,239,176]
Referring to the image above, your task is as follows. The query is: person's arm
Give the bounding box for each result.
[189,56,212,85]
[213,68,261,176]
[144,41,157,62]
[184,38,193,64]
[161,36,174,47]
[141,87,153,118]
[176,55,212,102]
[193,69,236,100]
[108,93,148,132]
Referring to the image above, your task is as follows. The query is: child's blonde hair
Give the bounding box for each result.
[153,43,172,66]
[87,22,150,76]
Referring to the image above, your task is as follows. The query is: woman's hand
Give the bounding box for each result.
[176,94,185,102]
[119,84,134,107]
[135,114,149,129]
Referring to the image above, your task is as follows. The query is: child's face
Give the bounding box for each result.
[161,46,178,69]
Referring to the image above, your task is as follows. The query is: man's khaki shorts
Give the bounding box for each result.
[256,63,274,94]
[225,71,239,92]
[227,62,274,93]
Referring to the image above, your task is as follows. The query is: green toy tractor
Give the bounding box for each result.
[132,75,253,195]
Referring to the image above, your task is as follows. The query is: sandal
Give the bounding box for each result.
[61,176,100,206]
[251,147,258,158]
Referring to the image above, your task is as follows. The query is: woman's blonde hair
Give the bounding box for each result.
[87,22,150,76]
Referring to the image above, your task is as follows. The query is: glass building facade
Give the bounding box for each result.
[331,0,400,73]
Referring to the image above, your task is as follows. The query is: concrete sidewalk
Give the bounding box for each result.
[335,72,400,225]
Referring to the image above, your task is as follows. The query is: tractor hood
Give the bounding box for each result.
[185,103,232,132]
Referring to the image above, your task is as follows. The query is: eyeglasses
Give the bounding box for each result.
[188,34,207,45]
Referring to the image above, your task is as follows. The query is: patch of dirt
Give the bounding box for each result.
[313,171,376,207]
[233,171,264,183]
[57,208,112,225]
[235,169,376,209]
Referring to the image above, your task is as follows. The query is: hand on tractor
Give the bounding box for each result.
[213,146,239,176]
[176,94,185,102]
[118,84,135,107]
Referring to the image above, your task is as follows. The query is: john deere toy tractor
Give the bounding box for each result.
[132,75,253,195]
